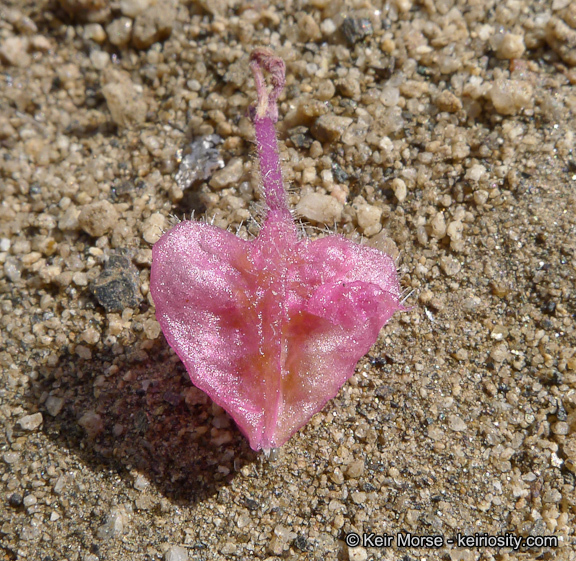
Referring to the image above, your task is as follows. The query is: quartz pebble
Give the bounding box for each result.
[448,415,467,432]
[489,79,533,115]
[18,412,43,431]
[120,0,151,18]
[297,192,343,224]
[142,213,166,244]
[106,17,133,47]
[45,395,66,417]
[429,212,447,239]
[391,178,407,202]
[209,158,244,190]
[97,506,127,540]
[436,90,462,112]
[496,33,526,59]
[164,545,189,561]
[0,36,31,67]
[355,203,382,236]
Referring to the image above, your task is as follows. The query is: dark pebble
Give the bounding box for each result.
[90,253,143,313]
[8,493,23,507]
[341,17,373,45]
[293,534,310,552]
[288,126,313,149]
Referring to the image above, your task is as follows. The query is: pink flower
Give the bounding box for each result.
[150,49,404,452]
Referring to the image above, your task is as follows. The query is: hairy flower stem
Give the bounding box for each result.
[249,48,290,218]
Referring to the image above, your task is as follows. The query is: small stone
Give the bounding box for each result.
[297,13,321,42]
[91,253,143,312]
[90,50,109,70]
[474,190,489,205]
[490,342,509,363]
[367,232,399,261]
[429,212,446,239]
[83,23,107,43]
[4,258,22,283]
[120,0,151,18]
[176,135,224,190]
[342,123,368,146]
[496,33,526,59]
[436,90,462,112]
[448,415,467,432]
[18,412,43,431]
[79,411,104,439]
[330,467,344,485]
[380,86,400,107]
[30,35,51,51]
[81,327,100,345]
[102,69,147,128]
[289,126,314,149]
[351,491,366,504]
[297,192,343,224]
[8,493,23,507]
[466,164,486,182]
[106,17,133,47]
[552,422,569,435]
[0,37,31,67]
[132,0,177,50]
[542,489,562,504]
[3,452,21,464]
[220,542,237,555]
[97,506,127,539]
[45,395,66,417]
[209,157,244,190]
[446,220,463,242]
[58,205,81,231]
[23,494,37,508]
[72,272,89,287]
[489,79,533,115]
[320,18,337,36]
[311,114,353,143]
[134,474,150,491]
[142,213,166,244]
[356,204,382,236]
[341,17,373,45]
[491,325,509,341]
[391,178,407,202]
[317,79,335,101]
[453,348,469,361]
[58,0,112,23]
[78,200,119,237]
[440,255,461,276]
[75,345,92,360]
[346,459,365,479]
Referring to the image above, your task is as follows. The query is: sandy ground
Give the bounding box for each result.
[1,0,576,560]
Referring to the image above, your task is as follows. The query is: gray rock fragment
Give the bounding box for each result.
[90,253,142,312]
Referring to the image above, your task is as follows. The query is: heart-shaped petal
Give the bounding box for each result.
[150,49,403,451]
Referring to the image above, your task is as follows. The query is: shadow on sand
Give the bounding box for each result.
[28,335,258,506]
